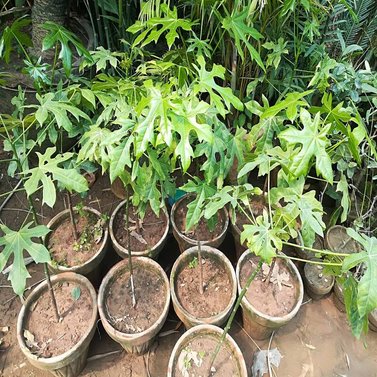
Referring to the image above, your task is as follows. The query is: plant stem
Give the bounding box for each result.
[125,186,136,308]
[66,192,79,241]
[43,263,61,322]
[5,127,61,322]
[282,241,349,257]
[263,257,275,284]
[278,254,342,267]
[197,241,204,295]
[209,259,263,375]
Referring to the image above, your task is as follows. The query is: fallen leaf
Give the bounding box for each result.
[305,343,316,350]
[130,230,148,245]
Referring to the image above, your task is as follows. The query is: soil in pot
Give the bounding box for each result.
[175,256,232,318]
[174,335,239,376]
[325,226,361,254]
[48,210,104,267]
[23,281,93,358]
[174,196,225,241]
[113,204,168,252]
[240,256,298,317]
[104,265,167,333]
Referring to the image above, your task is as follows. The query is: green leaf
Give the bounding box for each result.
[343,230,377,321]
[0,16,32,63]
[34,92,90,135]
[42,22,92,76]
[260,90,313,120]
[193,56,243,117]
[71,286,81,301]
[24,147,88,206]
[222,9,265,71]
[181,179,216,231]
[0,223,51,296]
[109,136,133,183]
[128,5,193,49]
[279,109,333,182]
[240,211,283,264]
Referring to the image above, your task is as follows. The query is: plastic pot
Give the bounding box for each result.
[109,200,169,260]
[333,281,346,313]
[98,257,170,355]
[170,245,237,329]
[228,207,247,261]
[167,324,248,377]
[171,194,229,253]
[17,272,98,377]
[46,206,109,283]
[236,250,304,340]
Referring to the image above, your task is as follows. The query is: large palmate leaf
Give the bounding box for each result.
[279,109,333,182]
[128,5,193,49]
[33,92,90,135]
[260,90,313,121]
[24,147,88,207]
[171,98,213,172]
[193,56,243,117]
[181,179,217,231]
[270,175,325,247]
[221,9,265,71]
[342,229,377,325]
[0,16,32,63]
[0,223,50,296]
[42,22,92,76]
[240,211,284,264]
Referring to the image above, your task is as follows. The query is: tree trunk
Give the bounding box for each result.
[32,0,68,53]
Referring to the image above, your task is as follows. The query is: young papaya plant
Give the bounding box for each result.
[0,107,88,321]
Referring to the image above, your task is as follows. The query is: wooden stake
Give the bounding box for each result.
[66,192,79,241]
[125,187,136,308]
[197,241,204,295]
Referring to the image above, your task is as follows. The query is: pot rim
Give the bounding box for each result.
[98,257,171,341]
[17,272,98,365]
[170,245,237,324]
[45,206,109,272]
[171,194,229,245]
[236,249,304,323]
[109,200,169,256]
[167,324,247,377]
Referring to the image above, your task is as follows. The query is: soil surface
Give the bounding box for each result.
[114,204,167,252]
[326,226,360,254]
[48,211,104,267]
[174,196,225,241]
[105,265,166,333]
[25,281,93,358]
[240,256,298,317]
[174,334,239,377]
[175,256,232,318]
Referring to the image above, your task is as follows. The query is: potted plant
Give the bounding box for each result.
[0,111,98,376]
[167,324,248,377]
[170,244,237,329]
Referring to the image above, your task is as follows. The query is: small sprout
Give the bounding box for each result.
[189,257,198,269]
[71,286,81,301]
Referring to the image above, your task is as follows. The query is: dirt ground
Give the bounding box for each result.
[1,118,377,376]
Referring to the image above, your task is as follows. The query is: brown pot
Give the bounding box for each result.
[167,324,248,377]
[303,261,334,300]
[236,250,304,340]
[171,194,229,253]
[109,199,169,260]
[17,272,98,377]
[98,257,170,355]
[170,245,237,329]
[46,206,109,284]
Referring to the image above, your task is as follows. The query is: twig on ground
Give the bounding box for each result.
[267,331,275,377]
[87,350,122,362]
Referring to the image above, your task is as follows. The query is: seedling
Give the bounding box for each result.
[188,257,198,269]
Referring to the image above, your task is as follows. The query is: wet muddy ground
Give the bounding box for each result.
[1,134,377,377]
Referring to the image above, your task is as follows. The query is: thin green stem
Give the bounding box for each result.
[278,254,342,267]
[283,241,349,257]
[209,259,263,374]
